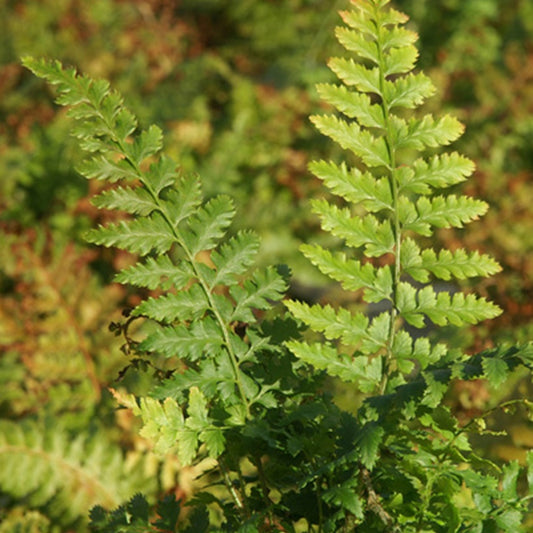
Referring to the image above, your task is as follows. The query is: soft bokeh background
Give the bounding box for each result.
[1,1,532,530]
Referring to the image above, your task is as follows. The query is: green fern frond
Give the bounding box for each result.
[86,215,176,255]
[90,492,181,533]
[0,510,52,533]
[397,283,502,328]
[300,244,392,303]
[392,113,464,150]
[23,57,289,468]
[311,114,390,168]
[114,256,193,290]
[311,199,395,256]
[400,195,488,236]
[401,238,501,282]
[210,231,261,287]
[309,160,393,212]
[285,340,382,392]
[397,153,475,194]
[0,420,152,529]
[285,301,371,347]
[286,0,502,392]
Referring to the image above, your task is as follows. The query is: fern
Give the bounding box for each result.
[287,1,502,396]
[0,420,152,530]
[90,493,181,533]
[21,1,533,530]
[22,56,321,530]
[22,57,291,470]
[0,510,52,533]
[285,0,533,530]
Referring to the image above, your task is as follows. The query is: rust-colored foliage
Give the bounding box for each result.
[0,227,125,423]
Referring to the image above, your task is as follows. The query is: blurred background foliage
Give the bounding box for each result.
[0,0,532,530]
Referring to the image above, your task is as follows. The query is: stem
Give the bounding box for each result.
[361,467,399,532]
[315,477,324,533]
[219,458,246,511]
[374,10,401,396]
[415,471,435,531]
[253,454,274,509]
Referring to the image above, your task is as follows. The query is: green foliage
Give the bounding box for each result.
[0,420,153,530]
[23,55,337,531]
[90,493,181,533]
[22,55,294,469]
[286,0,503,395]
[394,0,533,346]
[10,0,533,531]
[284,0,533,529]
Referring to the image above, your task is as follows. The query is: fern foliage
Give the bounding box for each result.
[0,420,152,530]
[284,0,533,530]
[21,57,292,470]
[21,1,533,531]
[286,0,501,394]
[22,56,329,532]
[90,493,181,533]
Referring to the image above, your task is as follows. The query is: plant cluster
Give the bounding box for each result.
[1,0,532,531]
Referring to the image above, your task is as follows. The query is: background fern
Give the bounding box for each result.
[0,420,153,530]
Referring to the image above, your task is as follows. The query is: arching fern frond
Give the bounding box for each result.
[22,57,289,468]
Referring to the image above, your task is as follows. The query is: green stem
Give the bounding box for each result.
[373,8,401,396]
[219,458,246,511]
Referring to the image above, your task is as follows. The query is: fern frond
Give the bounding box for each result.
[309,160,392,212]
[0,420,152,528]
[23,57,290,468]
[114,256,193,290]
[397,153,475,194]
[209,231,260,288]
[86,214,176,255]
[286,0,502,392]
[400,195,488,236]
[311,199,394,256]
[133,285,209,323]
[90,493,181,533]
[392,114,464,150]
[286,300,370,347]
[311,114,390,168]
[384,72,436,109]
[316,84,385,129]
[112,387,225,466]
[0,510,52,533]
[328,57,380,94]
[230,266,288,322]
[91,186,159,215]
[181,195,236,256]
[300,244,392,303]
[139,318,224,360]
[285,341,382,391]
[401,238,502,282]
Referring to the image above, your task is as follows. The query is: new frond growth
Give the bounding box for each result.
[286,0,502,395]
